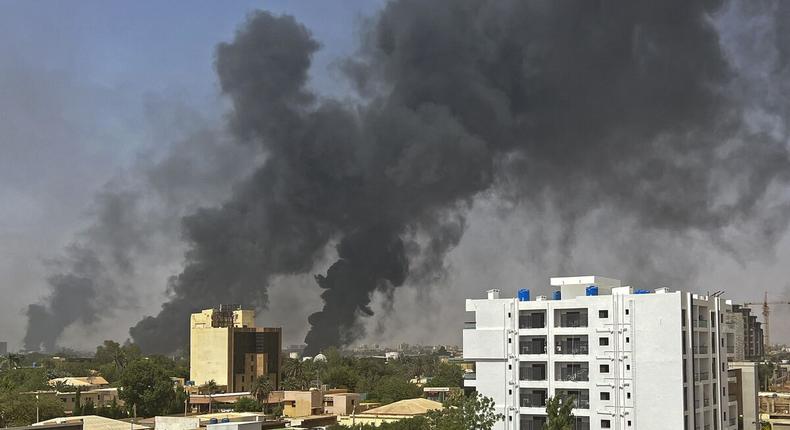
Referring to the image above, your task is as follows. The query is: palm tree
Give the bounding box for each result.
[546,395,575,430]
[250,376,272,412]
[281,358,304,381]
[1,353,23,370]
[201,380,218,413]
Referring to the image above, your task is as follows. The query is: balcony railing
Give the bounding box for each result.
[463,372,476,380]
[557,369,589,382]
[519,312,546,329]
[463,321,476,330]
[520,367,547,381]
[694,346,709,354]
[555,341,589,355]
[694,320,709,328]
[520,343,547,355]
[556,315,588,328]
[520,395,547,408]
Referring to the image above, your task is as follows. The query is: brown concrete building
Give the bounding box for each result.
[724,305,765,361]
[189,305,281,392]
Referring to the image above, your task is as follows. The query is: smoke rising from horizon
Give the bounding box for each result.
[25,0,790,353]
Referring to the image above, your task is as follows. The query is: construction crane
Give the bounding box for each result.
[744,291,790,352]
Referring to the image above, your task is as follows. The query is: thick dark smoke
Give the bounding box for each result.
[23,105,256,352]
[125,0,790,355]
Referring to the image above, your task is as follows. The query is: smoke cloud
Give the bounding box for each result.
[126,0,790,355]
[26,0,790,353]
[23,101,257,352]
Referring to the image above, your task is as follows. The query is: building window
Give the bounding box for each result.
[600,364,610,373]
[599,337,609,346]
[600,392,610,400]
[599,310,608,318]
[627,392,631,399]
[626,337,630,343]
[626,364,630,370]
[625,309,630,315]
[601,419,611,428]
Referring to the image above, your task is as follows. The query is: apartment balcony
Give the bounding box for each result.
[463,321,476,330]
[694,319,709,328]
[695,371,710,381]
[556,389,590,409]
[555,309,588,328]
[520,310,546,329]
[694,345,709,354]
[520,364,547,381]
[556,363,589,382]
[520,336,548,355]
[520,416,547,430]
[520,389,548,408]
[555,337,589,355]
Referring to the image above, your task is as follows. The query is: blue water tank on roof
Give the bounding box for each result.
[634,289,650,294]
[585,285,599,296]
[518,289,530,301]
[552,290,562,300]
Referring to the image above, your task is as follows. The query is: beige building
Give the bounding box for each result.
[35,416,148,430]
[190,305,281,392]
[323,390,362,416]
[337,398,442,427]
[26,388,121,415]
[48,377,109,390]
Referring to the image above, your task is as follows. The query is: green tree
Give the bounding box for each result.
[545,395,575,430]
[81,399,96,416]
[0,354,23,371]
[428,363,464,388]
[369,376,421,404]
[427,393,503,430]
[0,393,65,427]
[250,375,272,403]
[118,360,177,417]
[233,397,261,412]
[201,380,219,413]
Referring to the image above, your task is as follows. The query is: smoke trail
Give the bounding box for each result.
[23,103,256,352]
[128,1,790,355]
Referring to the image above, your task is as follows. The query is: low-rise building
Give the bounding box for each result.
[25,388,122,415]
[729,362,760,430]
[323,390,361,416]
[336,398,442,427]
[35,416,149,430]
[48,377,109,390]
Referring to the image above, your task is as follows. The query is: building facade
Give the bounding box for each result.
[723,306,764,361]
[728,362,760,430]
[464,276,737,430]
[190,305,281,392]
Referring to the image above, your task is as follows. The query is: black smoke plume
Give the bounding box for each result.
[126,0,790,355]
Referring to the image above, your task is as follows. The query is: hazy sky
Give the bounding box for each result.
[0,0,384,351]
[2,0,789,353]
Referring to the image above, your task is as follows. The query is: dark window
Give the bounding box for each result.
[626,337,630,343]
[626,364,631,370]
[627,392,631,399]
[600,364,610,373]
[599,310,609,318]
[600,392,610,400]
[602,420,611,428]
[599,337,610,346]
[625,309,630,315]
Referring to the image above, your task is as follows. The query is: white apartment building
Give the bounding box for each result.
[463,276,738,430]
